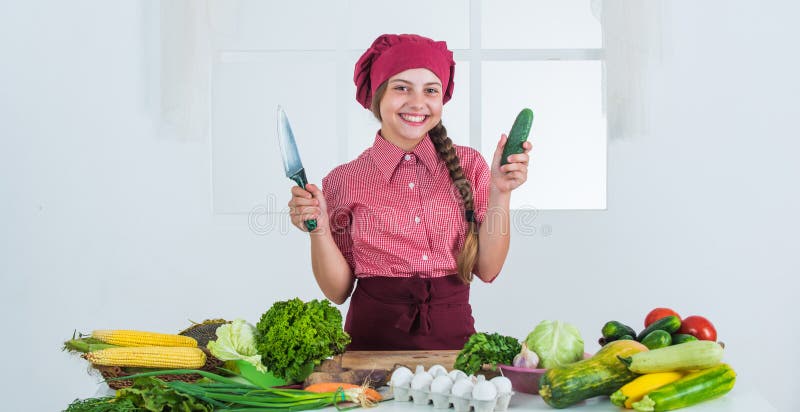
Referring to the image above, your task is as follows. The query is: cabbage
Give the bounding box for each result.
[207,319,267,372]
[525,320,584,369]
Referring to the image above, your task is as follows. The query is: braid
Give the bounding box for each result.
[371,82,480,284]
[428,123,479,284]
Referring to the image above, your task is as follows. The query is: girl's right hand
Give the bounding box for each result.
[288,184,329,233]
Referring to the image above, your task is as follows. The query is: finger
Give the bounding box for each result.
[291,185,313,198]
[506,153,530,165]
[492,134,508,166]
[305,183,327,210]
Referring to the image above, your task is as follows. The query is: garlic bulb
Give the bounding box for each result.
[491,376,512,394]
[512,342,540,369]
[389,366,413,387]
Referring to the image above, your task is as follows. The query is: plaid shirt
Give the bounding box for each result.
[322,133,490,278]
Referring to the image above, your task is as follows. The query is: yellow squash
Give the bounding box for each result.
[610,371,685,408]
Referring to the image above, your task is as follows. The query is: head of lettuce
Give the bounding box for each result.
[526,320,584,369]
[254,298,351,383]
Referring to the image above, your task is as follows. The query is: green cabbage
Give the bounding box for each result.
[207,319,267,372]
[525,320,584,369]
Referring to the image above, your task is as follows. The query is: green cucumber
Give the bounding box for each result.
[632,363,736,411]
[640,330,672,350]
[671,333,698,345]
[601,321,637,341]
[500,108,534,165]
[637,315,681,341]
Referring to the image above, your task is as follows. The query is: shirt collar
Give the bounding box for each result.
[370,132,441,182]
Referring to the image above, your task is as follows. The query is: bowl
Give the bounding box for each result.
[498,352,592,394]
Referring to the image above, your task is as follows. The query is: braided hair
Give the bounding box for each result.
[371,82,479,284]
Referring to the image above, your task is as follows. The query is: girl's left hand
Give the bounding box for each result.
[490,133,532,193]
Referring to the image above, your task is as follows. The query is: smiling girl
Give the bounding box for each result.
[288,34,531,350]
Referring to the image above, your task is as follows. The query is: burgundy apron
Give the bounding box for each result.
[344,275,475,350]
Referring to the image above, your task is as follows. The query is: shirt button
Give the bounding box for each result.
[422,254,429,261]
[408,182,415,189]
[404,154,412,161]
[414,216,421,223]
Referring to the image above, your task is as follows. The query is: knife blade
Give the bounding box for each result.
[277,105,317,231]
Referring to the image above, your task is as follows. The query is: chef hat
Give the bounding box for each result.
[353,33,455,109]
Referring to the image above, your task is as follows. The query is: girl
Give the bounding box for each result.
[288,34,531,350]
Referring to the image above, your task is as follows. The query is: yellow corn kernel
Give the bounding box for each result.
[91,330,197,347]
[85,346,206,369]
[611,371,685,408]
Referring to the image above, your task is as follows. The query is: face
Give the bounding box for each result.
[378,68,444,151]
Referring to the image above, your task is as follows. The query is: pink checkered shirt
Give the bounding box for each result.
[322,133,490,279]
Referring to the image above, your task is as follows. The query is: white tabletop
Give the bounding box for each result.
[366,387,774,412]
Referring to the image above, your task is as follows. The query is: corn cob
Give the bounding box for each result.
[91,329,197,347]
[85,346,206,368]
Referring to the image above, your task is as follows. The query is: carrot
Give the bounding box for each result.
[304,382,383,403]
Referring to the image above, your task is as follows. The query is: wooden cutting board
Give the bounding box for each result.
[340,350,460,371]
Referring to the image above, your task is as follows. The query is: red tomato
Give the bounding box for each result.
[644,307,682,328]
[679,315,717,341]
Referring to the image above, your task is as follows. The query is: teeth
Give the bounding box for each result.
[401,114,426,123]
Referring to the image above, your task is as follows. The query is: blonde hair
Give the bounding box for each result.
[371,83,479,284]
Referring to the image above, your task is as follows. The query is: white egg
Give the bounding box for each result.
[490,376,513,394]
[389,366,413,387]
[448,369,468,382]
[427,364,448,378]
[430,375,454,394]
[410,370,434,391]
[472,379,498,401]
[451,377,474,398]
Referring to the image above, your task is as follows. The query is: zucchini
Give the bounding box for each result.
[539,340,648,408]
[671,333,698,345]
[632,363,736,411]
[619,340,724,373]
[602,321,637,341]
[637,315,681,341]
[610,371,684,408]
[500,108,534,165]
[641,330,672,350]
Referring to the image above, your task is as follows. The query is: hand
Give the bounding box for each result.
[288,184,330,233]
[490,134,532,194]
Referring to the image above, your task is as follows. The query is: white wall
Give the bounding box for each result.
[2,1,798,411]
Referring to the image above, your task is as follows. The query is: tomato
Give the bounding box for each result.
[644,307,681,328]
[678,315,717,341]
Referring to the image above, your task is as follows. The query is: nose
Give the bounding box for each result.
[408,91,425,110]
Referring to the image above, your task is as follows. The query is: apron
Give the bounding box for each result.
[344,274,475,350]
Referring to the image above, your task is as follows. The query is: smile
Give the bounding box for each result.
[399,113,428,124]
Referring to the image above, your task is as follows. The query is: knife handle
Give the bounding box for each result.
[289,169,318,232]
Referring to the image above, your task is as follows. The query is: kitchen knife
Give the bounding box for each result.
[277,105,317,232]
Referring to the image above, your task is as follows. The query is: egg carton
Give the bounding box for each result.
[391,385,514,412]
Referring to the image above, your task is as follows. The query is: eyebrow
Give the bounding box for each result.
[389,79,442,87]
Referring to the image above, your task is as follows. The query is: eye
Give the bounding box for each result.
[393,86,409,92]
[425,87,440,95]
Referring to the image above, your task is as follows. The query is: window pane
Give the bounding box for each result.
[346,0,470,50]
[481,61,606,210]
[481,0,601,49]
[209,0,340,50]
[212,53,340,214]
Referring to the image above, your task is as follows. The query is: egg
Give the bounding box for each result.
[451,377,474,399]
[427,364,448,378]
[430,375,454,394]
[491,376,513,394]
[389,366,413,387]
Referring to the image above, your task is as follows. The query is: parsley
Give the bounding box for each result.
[453,332,521,375]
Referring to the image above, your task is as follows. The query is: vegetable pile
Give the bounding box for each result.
[453,332,520,375]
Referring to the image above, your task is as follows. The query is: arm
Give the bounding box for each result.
[289,183,355,304]
[473,134,532,282]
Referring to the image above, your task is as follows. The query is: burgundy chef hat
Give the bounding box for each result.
[354,33,455,109]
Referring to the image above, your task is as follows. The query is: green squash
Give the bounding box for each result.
[539,339,648,408]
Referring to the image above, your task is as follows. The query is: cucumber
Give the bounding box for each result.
[500,108,534,165]
[637,315,681,341]
[602,321,637,342]
[632,363,736,411]
[671,333,698,345]
[641,330,672,350]
[618,340,724,374]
